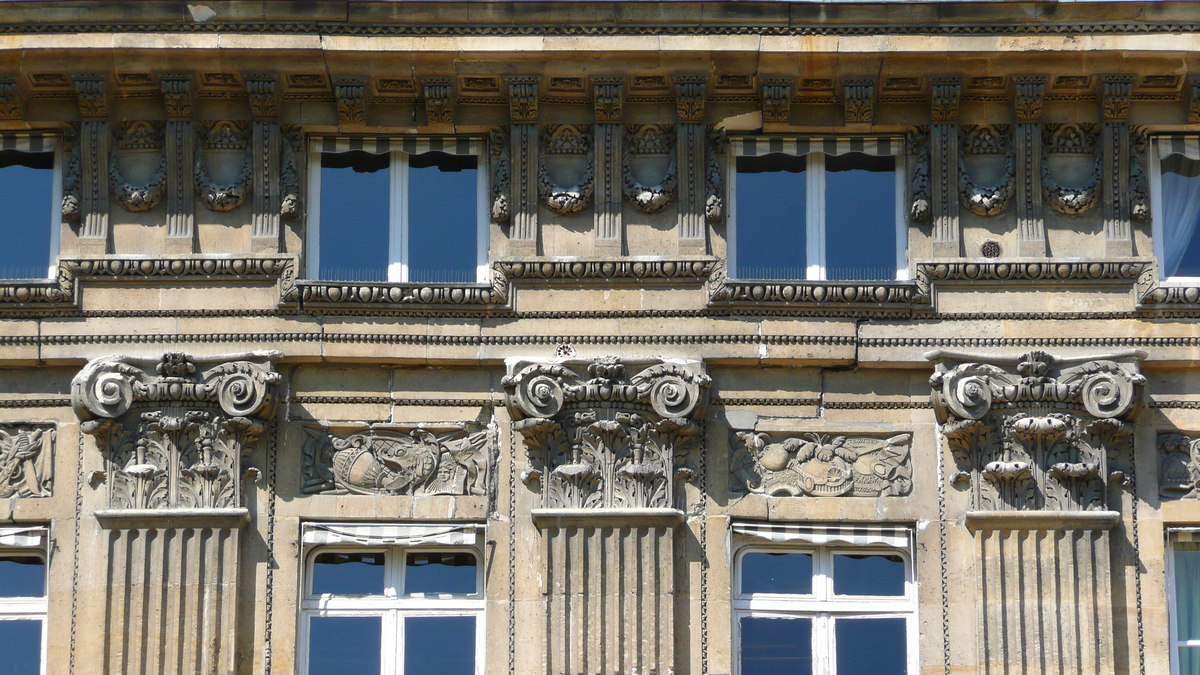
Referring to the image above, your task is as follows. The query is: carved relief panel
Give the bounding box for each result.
[929,349,1142,512]
[1160,433,1200,499]
[731,431,912,498]
[0,425,53,498]
[504,356,709,511]
[302,423,490,496]
[71,352,278,510]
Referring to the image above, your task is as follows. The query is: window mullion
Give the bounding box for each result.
[894,153,909,281]
[389,151,407,283]
[806,152,826,280]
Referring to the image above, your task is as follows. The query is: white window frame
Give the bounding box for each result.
[1150,137,1200,284]
[0,139,62,280]
[0,526,49,675]
[298,542,486,675]
[732,543,918,675]
[1167,529,1200,675]
[727,141,908,282]
[306,141,488,284]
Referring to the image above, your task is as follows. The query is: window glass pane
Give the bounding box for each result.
[311,551,386,596]
[740,616,812,675]
[739,551,813,595]
[833,553,905,596]
[1160,154,1200,278]
[319,151,390,282]
[407,153,477,284]
[835,617,907,675]
[825,153,896,281]
[309,616,381,675]
[405,616,475,675]
[1177,544,1200,641]
[0,150,54,279]
[405,551,477,595]
[1181,646,1200,675]
[0,619,41,675]
[0,555,45,597]
[735,154,806,280]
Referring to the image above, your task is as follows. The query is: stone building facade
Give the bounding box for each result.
[1,1,1200,674]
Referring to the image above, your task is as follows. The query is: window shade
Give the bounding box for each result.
[732,522,911,550]
[0,526,46,548]
[0,133,56,153]
[319,136,480,156]
[733,137,901,158]
[1156,135,1200,161]
[303,522,481,547]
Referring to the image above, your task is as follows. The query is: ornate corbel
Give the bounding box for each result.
[622,124,677,214]
[930,77,962,255]
[506,75,540,124]
[245,73,279,119]
[760,77,792,124]
[0,76,26,121]
[422,77,454,125]
[194,120,253,212]
[928,349,1143,512]
[504,357,709,513]
[71,352,280,511]
[74,74,108,120]
[334,76,367,126]
[1013,76,1047,255]
[958,125,1015,217]
[109,121,167,212]
[842,77,877,125]
[538,124,594,215]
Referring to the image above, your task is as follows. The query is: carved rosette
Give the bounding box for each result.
[731,432,911,498]
[303,424,489,496]
[504,357,709,511]
[0,425,53,498]
[928,349,1143,512]
[71,352,279,510]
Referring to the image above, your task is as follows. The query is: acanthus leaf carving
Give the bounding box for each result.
[504,357,709,511]
[592,78,624,123]
[928,349,1142,512]
[538,124,594,215]
[731,431,912,498]
[334,76,367,126]
[422,77,454,124]
[622,124,677,214]
[302,423,489,496]
[1013,76,1047,123]
[0,76,25,121]
[842,77,876,124]
[245,73,279,119]
[506,76,540,123]
[760,77,792,124]
[0,425,53,498]
[71,352,279,510]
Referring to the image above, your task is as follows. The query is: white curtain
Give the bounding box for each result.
[1160,154,1200,278]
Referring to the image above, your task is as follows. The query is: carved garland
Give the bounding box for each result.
[908,128,931,222]
[1041,123,1102,216]
[622,124,677,214]
[61,125,81,221]
[194,121,253,212]
[538,124,594,215]
[489,126,511,222]
[706,128,725,223]
[958,126,1015,217]
[109,121,168,212]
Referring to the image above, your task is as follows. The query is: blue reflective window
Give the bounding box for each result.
[740,617,812,675]
[833,553,906,596]
[0,150,54,280]
[740,551,813,596]
[0,620,41,675]
[311,551,386,596]
[408,153,477,284]
[835,618,907,675]
[825,153,895,281]
[405,616,475,675]
[1160,154,1200,278]
[405,551,476,595]
[308,616,382,675]
[735,154,807,281]
[318,151,390,282]
[0,555,44,598]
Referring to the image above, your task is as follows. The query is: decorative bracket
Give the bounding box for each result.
[422,77,455,124]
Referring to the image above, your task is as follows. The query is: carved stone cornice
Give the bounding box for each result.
[673,75,707,122]
[760,77,792,124]
[73,74,107,119]
[928,349,1144,512]
[842,77,876,124]
[245,73,278,119]
[506,76,540,123]
[930,77,962,123]
[333,76,367,126]
[159,73,193,120]
[422,77,454,124]
[1013,75,1047,122]
[1100,74,1134,122]
[731,431,912,498]
[0,76,25,121]
[592,77,624,123]
[71,352,280,511]
[504,357,709,512]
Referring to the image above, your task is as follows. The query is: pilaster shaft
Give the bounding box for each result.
[674,75,708,255]
[1101,75,1134,257]
[930,77,962,257]
[1014,76,1047,257]
[593,78,624,254]
[506,76,540,254]
[160,74,195,250]
[74,75,109,254]
[247,74,281,252]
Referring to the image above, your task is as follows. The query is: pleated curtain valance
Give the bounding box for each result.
[302,522,482,547]
[731,522,912,550]
[317,136,481,156]
[1156,135,1200,161]
[732,136,902,158]
[0,133,56,153]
